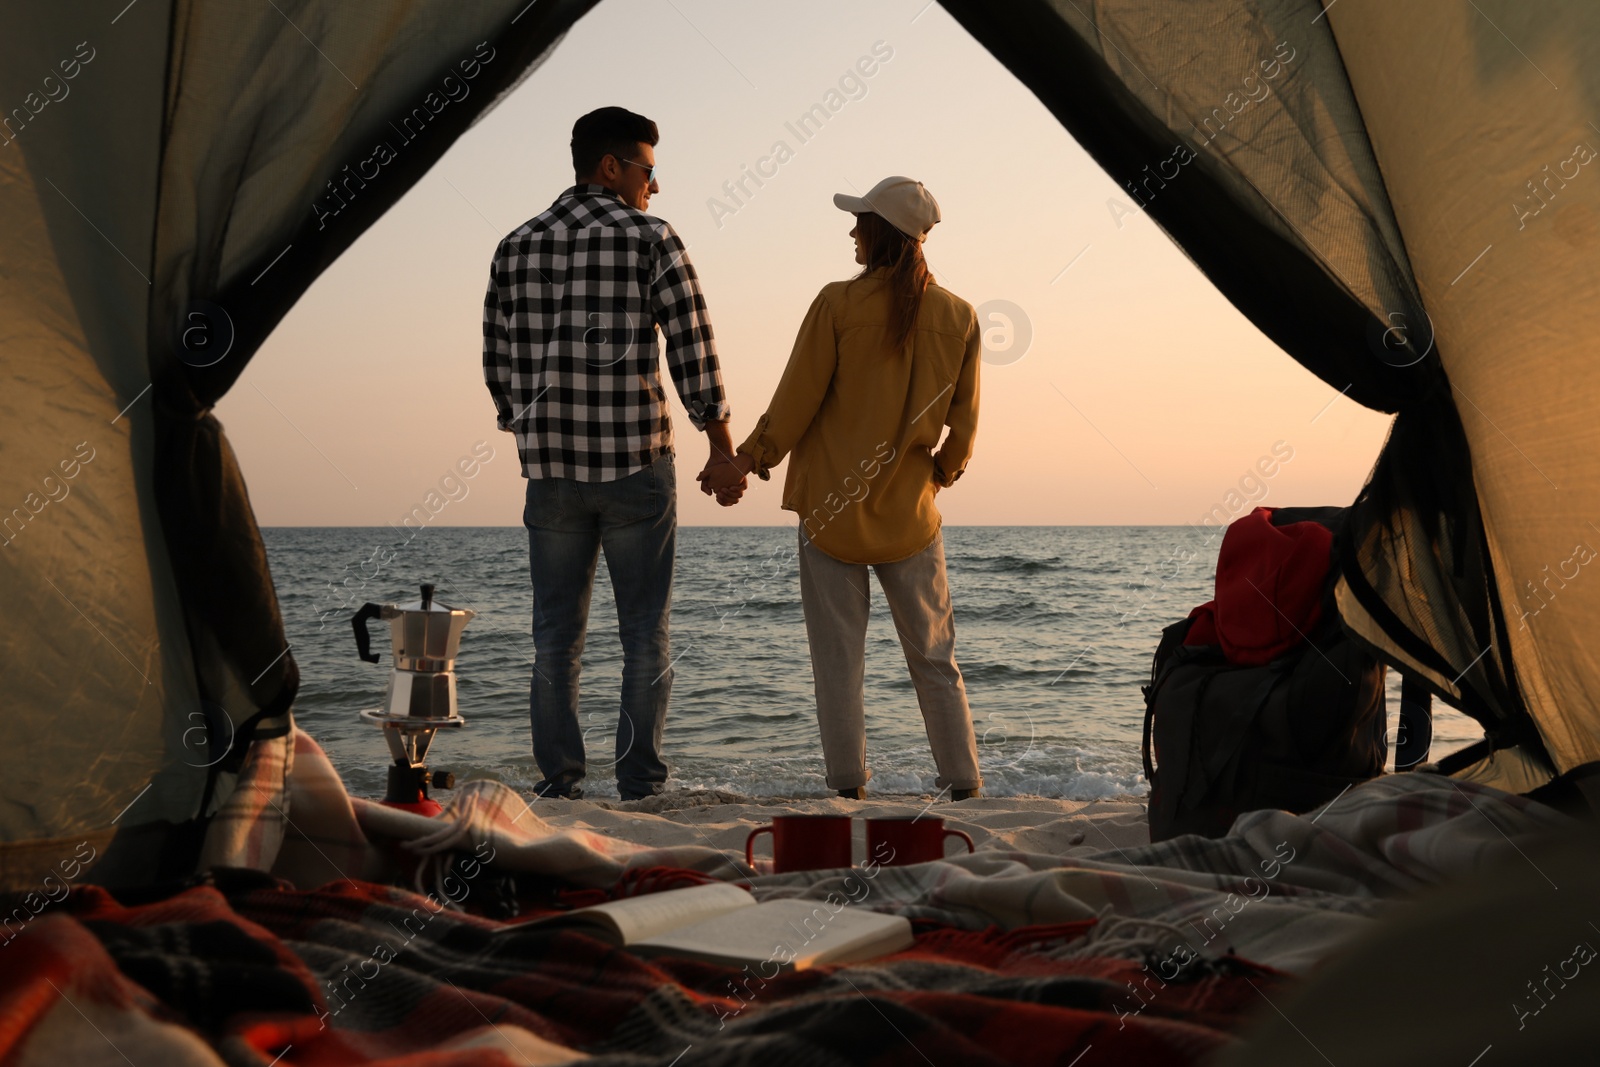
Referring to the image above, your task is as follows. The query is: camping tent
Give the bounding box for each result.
[1,0,1595,889]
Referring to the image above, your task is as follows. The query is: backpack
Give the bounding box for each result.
[1140,507,1388,841]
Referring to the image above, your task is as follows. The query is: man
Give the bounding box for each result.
[483,107,745,801]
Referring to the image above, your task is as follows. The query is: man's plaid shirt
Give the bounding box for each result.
[483,184,730,481]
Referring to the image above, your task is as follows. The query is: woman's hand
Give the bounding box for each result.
[698,452,753,506]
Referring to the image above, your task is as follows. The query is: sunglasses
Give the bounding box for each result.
[619,157,658,183]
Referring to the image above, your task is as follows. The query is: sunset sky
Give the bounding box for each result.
[216,0,1393,529]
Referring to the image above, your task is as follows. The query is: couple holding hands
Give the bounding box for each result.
[483,107,984,804]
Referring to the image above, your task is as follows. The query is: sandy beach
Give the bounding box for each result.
[526,790,1153,862]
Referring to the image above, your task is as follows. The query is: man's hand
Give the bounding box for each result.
[698,455,748,506]
[699,419,749,507]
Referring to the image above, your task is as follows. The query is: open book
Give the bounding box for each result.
[537,882,913,971]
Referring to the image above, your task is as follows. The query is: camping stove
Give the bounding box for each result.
[352,583,474,816]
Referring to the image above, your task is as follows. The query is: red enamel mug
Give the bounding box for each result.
[745,814,853,872]
[865,816,975,866]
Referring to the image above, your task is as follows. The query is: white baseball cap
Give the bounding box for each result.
[833,176,941,242]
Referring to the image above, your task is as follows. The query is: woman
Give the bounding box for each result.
[705,175,984,801]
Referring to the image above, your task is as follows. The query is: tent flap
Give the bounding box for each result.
[0,0,600,888]
[939,0,1560,780]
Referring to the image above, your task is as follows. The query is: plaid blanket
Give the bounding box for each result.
[336,754,1574,976]
[6,871,1287,1066]
[8,729,1569,1065]
[745,770,1577,974]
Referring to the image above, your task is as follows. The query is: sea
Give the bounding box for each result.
[263,526,1482,802]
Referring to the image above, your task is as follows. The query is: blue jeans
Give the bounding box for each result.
[523,452,675,799]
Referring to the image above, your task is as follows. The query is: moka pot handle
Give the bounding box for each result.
[353,602,385,663]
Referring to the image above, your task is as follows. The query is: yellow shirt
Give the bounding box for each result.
[736,268,981,564]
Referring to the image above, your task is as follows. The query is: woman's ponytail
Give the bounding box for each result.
[852,212,932,353]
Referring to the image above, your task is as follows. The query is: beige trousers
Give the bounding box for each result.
[797,528,983,791]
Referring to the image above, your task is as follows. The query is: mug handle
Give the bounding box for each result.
[746,826,774,868]
[944,828,975,855]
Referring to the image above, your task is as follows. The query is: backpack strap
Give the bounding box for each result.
[1140,617,1209,784]
[1141,690,1158,783]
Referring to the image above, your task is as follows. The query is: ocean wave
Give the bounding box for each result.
[950,556,1063,575]
[938,663,1097,688]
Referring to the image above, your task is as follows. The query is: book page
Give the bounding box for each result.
[633,898,913,971]
[562,882,756,945]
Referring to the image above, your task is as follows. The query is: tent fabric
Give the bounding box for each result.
[0,0,599,890]
[935,0,1574,785]
[1325,0,1600,779]
[1,3,194,887]
[1334,406,1539,764]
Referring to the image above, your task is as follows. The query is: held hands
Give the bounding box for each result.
[697,450,753,507]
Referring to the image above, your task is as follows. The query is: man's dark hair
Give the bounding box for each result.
[571,107,659,177]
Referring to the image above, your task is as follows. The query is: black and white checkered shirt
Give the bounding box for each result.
[483,184,730,481]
